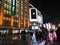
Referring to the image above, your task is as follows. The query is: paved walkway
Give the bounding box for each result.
[31,40,46,45]
[31,40,60,45]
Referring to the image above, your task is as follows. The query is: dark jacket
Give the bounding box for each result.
[56,27,60,41]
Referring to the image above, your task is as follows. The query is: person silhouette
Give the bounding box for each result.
[56,27,60,41]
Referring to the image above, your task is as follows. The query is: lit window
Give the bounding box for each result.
[7,0,10,3]
[16,14,18,17]
[7,0,11,5]
[17,15,18,17]
[25,9,28,12]
[16,3,19,8]
[21,6,23,10]
[9,18,10,21]
[4,10,6,14]
[14,19,16,22]
[16,9,19,13]
[7,5,9,9]
[4,4,7,8]
[21,11,23,15]
[0,1,1,4]
[16,0,19,4]
[3,17,6,20]
[17,20,18,22]
[15,20,17,22]
[9,12,11,15]
[21,3,23,6]
[21,23,23,24]
[21,16,23,19]
[8,7,11,12]
[5,17,7,20]
[6,17,9,21]
[9,6,11,8]
[7,11,8,14]
[10,0,11,2]
[21,0,23,4]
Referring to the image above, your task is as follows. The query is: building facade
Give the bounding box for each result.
[0,0,30,34]
[29,4,43,30]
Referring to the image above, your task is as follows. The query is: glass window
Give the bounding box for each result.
[9,0,11,5]
[5,17,8,21]
[7,0,11,6]
[16,8,18,11]
[7,5,9,9]
[9,18,10,21]
[4,10,7,14]
[16,14,18,17]
[8,6,11,11]
[21,11,23,15]
[16,3,19,9]
[21,6,23,10]
[9,6,11,8]
[4,0,7,3]
[21,3,23,6]
[4,4,11,12]
[4,4,7,8]
[17,20,18,22]
[25,9,28,13]
[14,14,17,17]
[7,0,10,2]
[21,23,23,24]
[16,0,19,4]
[3,17,6,20]
[21,16,23,19]
[9,12,11,15]
[10,0,11,2]
[21,0,23,4]
[0,1,1,6]
[15,20,18,22]
[14,19,16,22]
[7,11,9,14]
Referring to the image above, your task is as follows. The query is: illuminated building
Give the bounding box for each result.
[0,0,30,33]
[29,4,43,30]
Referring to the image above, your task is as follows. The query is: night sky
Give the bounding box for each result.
[29,0,60,24]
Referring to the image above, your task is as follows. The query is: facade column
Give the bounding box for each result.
[0,0,3,26]
[10,16,14,26]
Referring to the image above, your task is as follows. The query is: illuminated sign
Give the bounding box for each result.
[29,8,37,22]
[32,26,39,30]
[11,0,16,15]
[31,9,36,19]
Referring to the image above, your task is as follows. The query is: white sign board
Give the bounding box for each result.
[29,8,38,22]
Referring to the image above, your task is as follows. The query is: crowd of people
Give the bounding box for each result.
[31,27,60,44]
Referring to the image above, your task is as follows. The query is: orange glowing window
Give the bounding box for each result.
[18,18,20,28]
[11,16,14,26]
[0,15,3,25]
[0,8,3,26]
